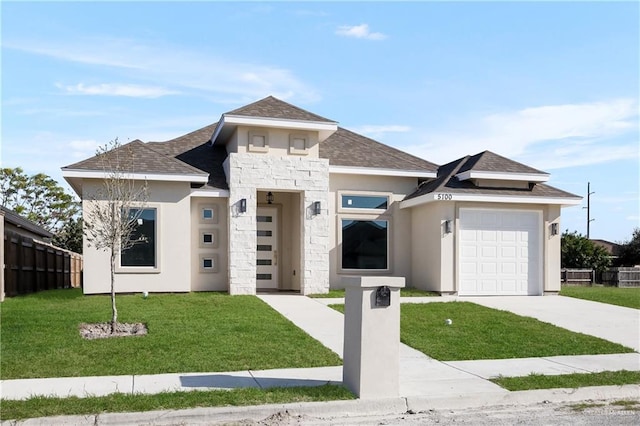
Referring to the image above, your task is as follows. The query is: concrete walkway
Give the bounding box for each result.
[1,294,638,401]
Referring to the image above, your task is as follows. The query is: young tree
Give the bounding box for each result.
[84,139,148,332]
[0,167,80,233]
[561,231,611,272]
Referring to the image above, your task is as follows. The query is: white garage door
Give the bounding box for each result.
[459,209,541,296]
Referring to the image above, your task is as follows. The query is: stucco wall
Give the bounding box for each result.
[82,180,192,294]
[190,197,229,292]
[328,174,419,288]
[231,126,320,158]
[226,153,329,295]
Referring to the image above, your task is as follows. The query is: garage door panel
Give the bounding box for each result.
[459,209,541,296]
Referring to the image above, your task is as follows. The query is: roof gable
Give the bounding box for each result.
[225,96,336,123]
[458,151,548,175]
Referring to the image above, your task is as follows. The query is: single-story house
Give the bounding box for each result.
[62,96,581,296]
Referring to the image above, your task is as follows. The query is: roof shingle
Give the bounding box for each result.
[458,151,549,175]
[225,96,336,123]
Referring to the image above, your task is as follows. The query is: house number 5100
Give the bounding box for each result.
[436,194,453,201]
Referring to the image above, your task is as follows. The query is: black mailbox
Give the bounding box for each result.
[375,286,391,307]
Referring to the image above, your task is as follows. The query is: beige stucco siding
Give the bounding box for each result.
[190,197,229,292]
[82,180,192,294]
[231,126,320,157]
[328,174,419,288]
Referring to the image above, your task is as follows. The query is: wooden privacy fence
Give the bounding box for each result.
[601,267,640,288]
[561,268,594,284]
[3,230,83,297]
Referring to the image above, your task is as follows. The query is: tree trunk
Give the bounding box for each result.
[110,251,118,333]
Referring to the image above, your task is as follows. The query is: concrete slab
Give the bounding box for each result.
[545,353,640,373]
[444,357,588,379]
[250,366,342,388]
[0,375,133,400]
[133,370,259,394]
[463,295,640,351]
[258,295,345,357]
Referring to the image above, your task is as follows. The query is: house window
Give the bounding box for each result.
[341,219,388,270]
[341,195,388,210]
[199,204,218,224]
[121,208,157,267]
[199,230,219,248]
[248,130,269,153]
[289,133,309,155]
[199,254,219,273]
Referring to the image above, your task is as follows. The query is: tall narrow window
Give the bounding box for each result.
[341,219,388,270]
[121,208,157,267]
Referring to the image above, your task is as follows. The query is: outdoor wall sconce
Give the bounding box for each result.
[551,223,559,236]
[267,191,274,204]
[444,220,453,234]
[239,198,247,213]
[313,201,321,215]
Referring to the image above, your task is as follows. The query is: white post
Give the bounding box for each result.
[342,276,405,399]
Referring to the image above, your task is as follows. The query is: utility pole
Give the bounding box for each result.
[583,182,595,239]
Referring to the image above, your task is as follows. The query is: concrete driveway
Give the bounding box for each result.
[463,296,640,352]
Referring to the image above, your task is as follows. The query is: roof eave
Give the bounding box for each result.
[329,165,437,179]
[455,170,550,183]
[400,192,583,209]
[61,169,209,183]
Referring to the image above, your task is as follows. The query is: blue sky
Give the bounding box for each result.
[1,1,638,242]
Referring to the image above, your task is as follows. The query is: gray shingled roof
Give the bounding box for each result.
[1,206,54,239]
[320,127,438,172]
[225,96,336,123]
[458,150,549,175]
[63,140,208,177]
[404,152,580,201]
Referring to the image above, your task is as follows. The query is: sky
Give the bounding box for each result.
[1,1,638,243]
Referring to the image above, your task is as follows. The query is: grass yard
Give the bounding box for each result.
[0,385,354,421]
[309,288,439,298]
[560,285,640,309]
[0,289,342,380]
[331,302,633,361]
[492,370,640,391]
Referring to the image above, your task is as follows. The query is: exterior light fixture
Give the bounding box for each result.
[313,201,321,215]
[267,191,274,204]
[551,223,559,236]
[444,220,453,234]
[239,198,247,213]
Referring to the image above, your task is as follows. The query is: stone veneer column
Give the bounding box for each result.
[226,153,330,295]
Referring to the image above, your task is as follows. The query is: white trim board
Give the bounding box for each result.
[400,192,582,209]
[62,169,209,183]
[329,165,436,179]
[456,170,549,182]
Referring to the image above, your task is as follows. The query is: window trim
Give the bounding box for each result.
[199,229,219,248]
[337,214,392,274]
[248,130,269,153]
[288,133,309,155]
[116,205,161,274]
[199,254,219,273]
[337,191,392,214]
[199,204,219,224]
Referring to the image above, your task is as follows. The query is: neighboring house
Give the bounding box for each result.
[590,239,622,258]
[62,96,581,296]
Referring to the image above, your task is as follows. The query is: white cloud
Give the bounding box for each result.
[336,24,387,40]
[6,38,320,103]
[351,125,411,139]
[402,99,639,170]
[68,139,101,159]
[56,83,179,98]
[626,215,640,223]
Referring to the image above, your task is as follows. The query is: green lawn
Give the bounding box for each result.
[0,385,354,421]
[492,370,640,391]
[560,285,640,309]
[331,302,633,361]
[0,289,342,380]
[309,288,439,298]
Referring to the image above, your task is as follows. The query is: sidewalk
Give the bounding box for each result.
[1,295,638,402]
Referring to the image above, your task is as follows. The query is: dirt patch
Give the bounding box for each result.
[79,322,147,340]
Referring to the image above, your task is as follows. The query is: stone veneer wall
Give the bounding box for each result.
[226,153,330,295]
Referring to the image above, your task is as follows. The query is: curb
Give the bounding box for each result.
[4,384,639,425]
